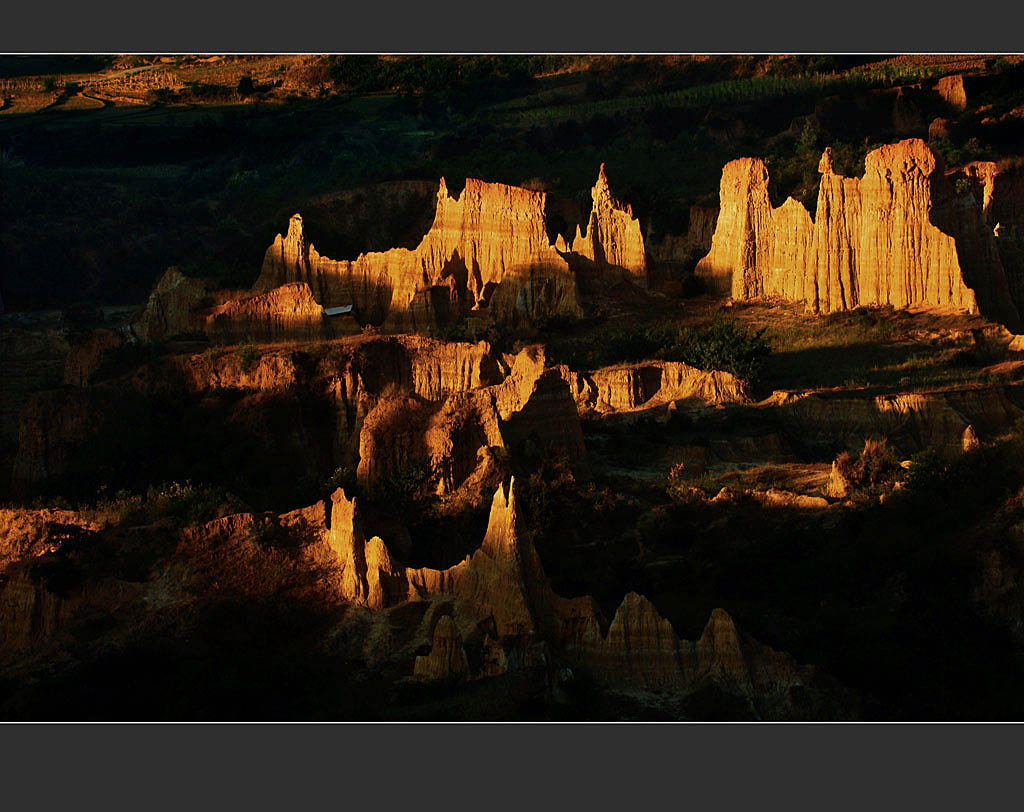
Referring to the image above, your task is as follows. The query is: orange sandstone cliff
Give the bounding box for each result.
[255,179,581,328]
[253,166,648,331]
[696,139,1021,330]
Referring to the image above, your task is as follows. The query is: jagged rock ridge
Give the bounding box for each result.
[253,166,647,330]
[320,479,841,718]
[570,163,648,284]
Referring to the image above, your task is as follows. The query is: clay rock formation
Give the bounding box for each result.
[491,347,587,462]
[954,160,1024,315]
[773,385,1023,457]
[962,424,981,451]
[11,386,115,491]
[0,319,69,464]
[0,568,105,657]
[687,205,720,253]
[291,180,440,258]
[0,508,101,570]
[0,518,136,658]
[252,166,652,332]
[324,478,586,648]
[936,74,967,111]
[131,167,653,345]
[0,476,845,718]
[255,179,583,329]
[133,268,209,341]
[405,479,566,643]
[645,204,720,292]
[324,479,836,716]
[135,274,358,346]
[750,489,830,509]
[351,343,585,499]
[161,347,300,392]
[258,215,319,303]
[328,488,410,609]
[929,117,951,141]
[561,360,750,414]
[571,164,648,284]
[202,282,353,343]
[824,459,852,498]
[696,139,1021,329]
[566,595,828,716]
[63,329,123,387]
[413,615,469,680]
[9,334,586,501]
[353,389,500,499]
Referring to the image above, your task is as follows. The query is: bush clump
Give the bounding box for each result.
[99,481,246,527]
[236,337,260,372]
[367,456,438,518]
[546,317,771,383]
[835,438,902,491]
[901,448,945,494]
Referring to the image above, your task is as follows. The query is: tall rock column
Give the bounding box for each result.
[571,164,649,285]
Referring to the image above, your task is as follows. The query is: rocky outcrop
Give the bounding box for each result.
[562,360,750,414]
[202,282,353,343]
[565,595,831,717]
[772,385,1023,457]
[0,508,101,570]
[0,320,69,466]
[413,615,469,680]
[9,335,586,502]
[954,160,1024,317]
[255,179,584,329]
[936,74,967,111]
[11,387,114,491]
[133,268,210,341]
[353,345,585,499]
[252,167,653,332]
[63,329,122,387]
[571,164,648,285]
[696,140,1021,329]
[0,476,845,718]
